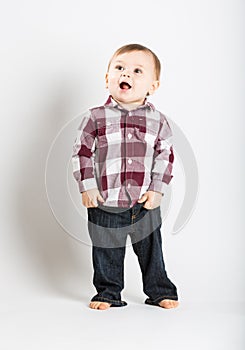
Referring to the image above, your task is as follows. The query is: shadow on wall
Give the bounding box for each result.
[15,78,92,301]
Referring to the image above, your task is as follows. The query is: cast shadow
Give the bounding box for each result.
[15,79,93,302]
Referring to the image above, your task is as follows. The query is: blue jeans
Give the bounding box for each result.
[87,202,178,307]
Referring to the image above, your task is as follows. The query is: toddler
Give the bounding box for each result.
[72,44,179,310]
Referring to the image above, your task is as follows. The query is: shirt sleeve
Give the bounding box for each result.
[72,110,98,193]
[147,114,174,194]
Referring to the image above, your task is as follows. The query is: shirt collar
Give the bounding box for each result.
[104,95,155,112]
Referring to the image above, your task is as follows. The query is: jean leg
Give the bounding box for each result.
[91,245,127,306]
[131,207,178,305]
[87,207,129,306]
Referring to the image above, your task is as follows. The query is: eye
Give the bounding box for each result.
[134,68,143,74]
[115,65,124,71]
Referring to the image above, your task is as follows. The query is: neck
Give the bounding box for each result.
[113,98,146,111]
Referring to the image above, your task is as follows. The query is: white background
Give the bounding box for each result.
[0,0,244,349]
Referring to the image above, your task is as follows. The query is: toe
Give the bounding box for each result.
[98,302,111,310]
[89,301,111,310]
[89,302,98,309]
[159,299,179,309]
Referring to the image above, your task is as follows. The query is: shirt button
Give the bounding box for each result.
[128,158,132,164]
[128,133,132,139]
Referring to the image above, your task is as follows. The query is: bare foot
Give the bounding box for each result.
[159,299,179,309]
[89,301,111,310]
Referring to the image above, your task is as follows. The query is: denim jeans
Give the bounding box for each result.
[87,202,178,307]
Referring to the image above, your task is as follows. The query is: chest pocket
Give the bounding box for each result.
[133,116,146,133]
[97,119,121,145]
[133,117,158,147]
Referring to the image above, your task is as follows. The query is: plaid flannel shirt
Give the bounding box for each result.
[72,96,174,208]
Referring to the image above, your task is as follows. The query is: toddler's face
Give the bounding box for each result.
[106,50,159,110]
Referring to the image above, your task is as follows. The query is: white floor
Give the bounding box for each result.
[1,296,244,350]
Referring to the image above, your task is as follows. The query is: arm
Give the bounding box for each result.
[147,114,174,193]
[138,114,174,209]
[72,110,104,207]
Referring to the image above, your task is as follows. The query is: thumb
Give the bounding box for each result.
[97,193,105,203]
[138,193,148,203]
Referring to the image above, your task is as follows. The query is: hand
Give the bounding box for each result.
[82,188,105,208]
[137,191,163,209]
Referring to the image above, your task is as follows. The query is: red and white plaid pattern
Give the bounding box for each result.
[72,96,174,207]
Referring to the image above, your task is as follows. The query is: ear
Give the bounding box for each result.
[105,73,109,89]
[148,80,160,95]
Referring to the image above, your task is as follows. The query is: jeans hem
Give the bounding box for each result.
[91,296,127,307]
[145,295,178,306]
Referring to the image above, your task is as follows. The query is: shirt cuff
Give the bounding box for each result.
[78,178,98,193]
[147,180,169,194]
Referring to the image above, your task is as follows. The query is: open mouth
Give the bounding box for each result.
[119,82,132,90]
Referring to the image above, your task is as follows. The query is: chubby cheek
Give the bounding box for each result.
[108,77,119,90]
[107,71,119,81]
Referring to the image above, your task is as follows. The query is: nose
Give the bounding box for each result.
[121,69,131,78]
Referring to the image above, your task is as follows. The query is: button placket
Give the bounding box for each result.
[125,112,134,204]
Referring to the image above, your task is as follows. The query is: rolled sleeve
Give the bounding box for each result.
[148,115,174,194]
[72,110,98,193]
